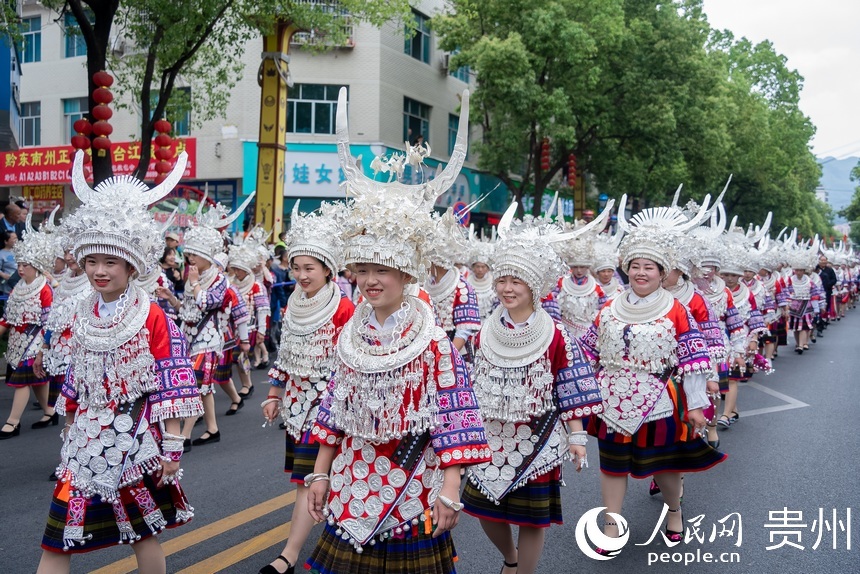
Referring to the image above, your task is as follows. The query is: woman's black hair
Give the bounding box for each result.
[0,230,12,247]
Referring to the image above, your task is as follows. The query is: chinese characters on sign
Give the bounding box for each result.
[764,508,852,551]
[22,185,64,215]
[0,139,197,185]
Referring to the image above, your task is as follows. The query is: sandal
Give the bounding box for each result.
[596,521,620,556]
[499,559,518,574]
[649,479,661,496]
[716,415,732,429]
[259,555,294,574]
[666,507,684,543]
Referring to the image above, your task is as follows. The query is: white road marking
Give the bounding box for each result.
[738,381,810,417]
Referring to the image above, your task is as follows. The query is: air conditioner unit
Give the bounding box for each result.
[440,53,450,72]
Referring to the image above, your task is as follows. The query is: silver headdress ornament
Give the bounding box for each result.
[592,226,625,272]
[183,189,256,265]
[13,208,62,274]
[466,223,496,266]
[617,192,712,272]
[720,212,772,275]
[68,150,187,274]
[135,207,179,292]
[284,200,347,277]
[784,230,820,270]
[337,86,470,280]
[228,226,268,275]
[493,198,615,306]
[554,201,614,267]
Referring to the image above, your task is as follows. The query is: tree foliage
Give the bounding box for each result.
[432,0,829,237]
[20,0,410,184]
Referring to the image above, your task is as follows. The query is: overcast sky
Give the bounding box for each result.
[702,0,860,159]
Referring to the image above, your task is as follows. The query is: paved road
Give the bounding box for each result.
[2,317,859,573]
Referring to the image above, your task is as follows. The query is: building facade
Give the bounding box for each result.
[5,0,509,228]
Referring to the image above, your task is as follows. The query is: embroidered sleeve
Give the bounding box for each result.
[198,275,228,312]
[57,378,78,416]
[674,305,712,375]
[540,294,562,321]
[810,280,825,300]
[452,281,482,333]
[578,311,601,363]
[311,377,344,445]
[724,293,746,336]
[229,288,250,325]
[691,294,726,363]
[746,307,768,337]
[431,339,490,468]
[40,284,53,325]
[553,325,602,420]
[253,283,270,314]
[145,307,204,422]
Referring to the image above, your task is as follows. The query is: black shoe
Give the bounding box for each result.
[278,422,287,430]
[0,422,21,439]
[49,471,58,481]
[497,560,517,574]
[259,555,294,574]
[183,439,192,453]
[192,430,221,446]
[238,385,255,398]
[649,479,661,496]
[31,412,59,429]
[194,417,203,427]
[225,398,244,416]
[256,360,270,370]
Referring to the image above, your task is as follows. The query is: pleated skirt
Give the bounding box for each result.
[6,358,49,388]
[41,474,193,554]
[306,520,458,574]
[588,379,728,479]
[284,433,319,484]
[461,469,563,528]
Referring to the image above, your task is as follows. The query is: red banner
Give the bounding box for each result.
[1,138,196,185]
[22,184,64,215]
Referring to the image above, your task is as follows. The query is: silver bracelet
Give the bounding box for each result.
[567,433,588,446]
[161,468,184,485]
[303,473,330,488]
[161,439,184,453]
[260,397,282,408]
[438,494,463,512]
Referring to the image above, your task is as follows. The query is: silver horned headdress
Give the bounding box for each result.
[68,150,187,274]
[285,200,347,277]
[13,207,62,274]
[183,189,256,265]
[337,87,470,279]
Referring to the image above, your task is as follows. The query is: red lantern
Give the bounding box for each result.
[92,105,113,121]
[540,138,550,172]
[155,133,173,148]
[73,119,92,135]
[92,120,113,137]
[567,154,577,187]
[154,172,168,184]
[155,147,174,161]
[93,70,114,88]
[154,119,172,134]
[71,134,91,150]
[92,136,111,157]
[155,160,172,174]
[93,87,114,105]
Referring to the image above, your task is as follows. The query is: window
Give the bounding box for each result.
[64,12,88,58]
[20,102,41,147]
[167,87,191,136]
[450,64,470,83]
[287,84,345,135]
[63,97,89,142]
[403,97,430,145]
[448,114,459,156]
[19,17,41,63]
[404,10,431,64]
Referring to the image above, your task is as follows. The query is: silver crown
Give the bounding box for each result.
[184,191,256,264]
[285,200,346,277]
[68,150,187,274]
[13,208,61,274]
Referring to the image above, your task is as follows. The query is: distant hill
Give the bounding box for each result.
[819,156,858,223]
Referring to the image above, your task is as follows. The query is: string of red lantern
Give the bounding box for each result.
[153,118,174,184]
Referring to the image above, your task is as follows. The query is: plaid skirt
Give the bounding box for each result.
[41,473,193,554]
[717,363,730,394]
[588,379,727,479]
[214,349,233,384]
[5,358,49,388]
[306,521,457,574]
[788,300,814,331]
[48,374,65,408]
[284,434,319,484]
[462,469,563,528]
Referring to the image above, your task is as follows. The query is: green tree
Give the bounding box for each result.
[838,160,860,221]
[13,0,409,184]
[433,0,825,236]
